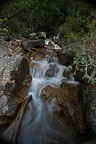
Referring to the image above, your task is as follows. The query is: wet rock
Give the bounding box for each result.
[0,55,31,126]
[41,81,85,134]
[29,33,37,40]
[22,39,45,50]
[81,84,96,136]
[31,62,40,73]
[57,50,74,66]
[41,85,57,102]
[57,41,82,66]
[56,81,85,134]
[45,63,59,77]
[45,68,54,77]
[34,54,45,61]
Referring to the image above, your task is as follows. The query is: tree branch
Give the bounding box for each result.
[11,95,32,144]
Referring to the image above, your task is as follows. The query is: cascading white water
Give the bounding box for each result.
[17,55,79,144]
[45,39,61,49]
[3,42,79,144]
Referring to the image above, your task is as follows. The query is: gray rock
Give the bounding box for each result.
[10,40,19,47]
[29,33,37,40]
[0,55,31,126]
[22,39,45,50]
[81,84,96,135]
[0,40,11,58]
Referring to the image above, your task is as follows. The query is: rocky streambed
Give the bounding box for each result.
[0,33,96,144]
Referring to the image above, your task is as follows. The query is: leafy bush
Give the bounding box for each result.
[67,33,96,84]
[57,0,96,84]
[0,19,8,34]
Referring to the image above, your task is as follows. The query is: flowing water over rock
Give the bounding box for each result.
[4,43,80,144]
[18,55,79,144]
[45,39,61,49]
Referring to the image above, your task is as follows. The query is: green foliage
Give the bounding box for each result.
[68,33,96,84]
[59,0,96,41]
[1,0,96,37]
[57,0,96,84]
[0,0,65,35]
[0,19,8,34]
[65,66,72,72]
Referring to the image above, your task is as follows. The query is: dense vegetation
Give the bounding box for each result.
[0,0,96,84]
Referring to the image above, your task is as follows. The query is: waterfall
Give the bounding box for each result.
[18,55,78,144]
[4,42,79,144]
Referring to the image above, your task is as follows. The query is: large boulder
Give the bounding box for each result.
[41,81,85,134]
[80,84,96,136]
[22,39,45,50]
[57,41,82,66]
[56,81,85,134]
[57,49,74,66]
[0,55,31,127]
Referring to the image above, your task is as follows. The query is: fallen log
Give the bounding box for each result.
[11,95,32,144]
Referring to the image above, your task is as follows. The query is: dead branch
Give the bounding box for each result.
[11,95,32,144]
